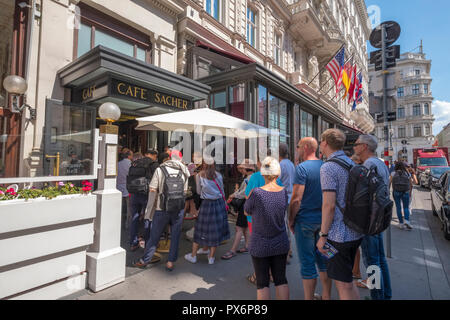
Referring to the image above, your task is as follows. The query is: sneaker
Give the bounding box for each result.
[184,253,197,264]
[397,223,405,230]
[404,220,413,230]
[197,248,210,255]
[208,257,215,265]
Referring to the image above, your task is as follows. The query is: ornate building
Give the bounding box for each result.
[369,49,435,163]
[0,0,374,179]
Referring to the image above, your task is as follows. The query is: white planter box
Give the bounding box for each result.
[0,194,96,299]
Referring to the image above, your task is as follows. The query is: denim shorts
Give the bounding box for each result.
[294,221,327,279]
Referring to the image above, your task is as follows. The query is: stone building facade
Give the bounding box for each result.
[369,50,435,163]
[0,0,374,178]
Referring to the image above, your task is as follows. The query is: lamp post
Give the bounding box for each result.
[86,102,126,292]
[3,75,36,120]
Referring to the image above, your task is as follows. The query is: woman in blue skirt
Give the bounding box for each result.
[185,160,230,265]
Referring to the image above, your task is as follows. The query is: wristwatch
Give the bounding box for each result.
[319,231,328,238]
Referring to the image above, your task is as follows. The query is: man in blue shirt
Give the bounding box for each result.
[289,137,331,300]
[317,129,363,300]
[278,143,295,203]
[353,134,392,300]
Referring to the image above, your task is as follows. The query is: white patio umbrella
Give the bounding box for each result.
[135,107,280,138]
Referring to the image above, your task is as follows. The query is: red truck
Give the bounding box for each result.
[413,148,449,182]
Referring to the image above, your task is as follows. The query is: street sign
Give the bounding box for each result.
[376,112,397,123]
[369,21,401,48]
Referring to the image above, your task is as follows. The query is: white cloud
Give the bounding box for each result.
[432,100,450,135]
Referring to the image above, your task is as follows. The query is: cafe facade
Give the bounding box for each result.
[0,0,374,180]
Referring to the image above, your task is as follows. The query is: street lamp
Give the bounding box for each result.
[98,102,121,134]
[2,75,36,120]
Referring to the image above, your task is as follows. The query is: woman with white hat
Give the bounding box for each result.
[244,157,290,300]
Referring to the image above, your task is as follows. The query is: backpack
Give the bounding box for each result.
[159,166,186,214]
[328,158,393,236]
[126,158,157,194]
[392,170,410,192]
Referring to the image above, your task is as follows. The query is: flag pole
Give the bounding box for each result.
[316,52,354,94]
[320,53,355,98]
[307,44,345,86]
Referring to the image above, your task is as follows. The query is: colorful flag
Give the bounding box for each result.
[352,73,363,111]
[341,61,353,100]
[325,46,345,95]
[347,65,358,104]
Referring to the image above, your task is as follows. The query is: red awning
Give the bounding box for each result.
[196,40,254,64]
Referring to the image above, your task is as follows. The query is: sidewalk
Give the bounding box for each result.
[67,187,450,300]
[384,187,450,299]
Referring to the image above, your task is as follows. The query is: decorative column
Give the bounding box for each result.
[86,102,126,292]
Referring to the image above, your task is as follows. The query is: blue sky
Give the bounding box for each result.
[365,0,450,135]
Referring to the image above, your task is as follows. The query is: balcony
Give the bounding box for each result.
[401,74,432,83]
[288,0,342,58]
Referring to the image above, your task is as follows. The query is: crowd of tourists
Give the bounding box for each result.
[116,129,413,300]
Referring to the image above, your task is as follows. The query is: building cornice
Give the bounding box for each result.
[354,0,371,38]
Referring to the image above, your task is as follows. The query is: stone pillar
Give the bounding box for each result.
[86,129,125,292]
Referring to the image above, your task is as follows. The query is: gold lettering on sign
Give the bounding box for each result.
[155,93,161,103]
[82,85,96,101]
[141,88,147,100]
[126,86,134,97]
[183,101,188,109]
[117,83,126,94]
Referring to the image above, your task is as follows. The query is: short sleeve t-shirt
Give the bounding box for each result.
[320,151,363,243]
[244,171,283,223]
[293,160,323,224]
[364,157,390,187]
[279,159,296,203]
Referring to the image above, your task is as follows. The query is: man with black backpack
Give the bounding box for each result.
[353,134,392,300]
[133,151,190,271]
[316,129,363,300]
[127,149,159,252]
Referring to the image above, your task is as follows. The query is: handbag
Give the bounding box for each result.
[213,178,229,212]
[230,198,245,211]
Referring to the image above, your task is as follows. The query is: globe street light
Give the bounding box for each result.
[98,102,121,134]
[2,75,36,120]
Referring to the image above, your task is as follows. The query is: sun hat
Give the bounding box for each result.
[260,157,281,176]
[237,159,256,171]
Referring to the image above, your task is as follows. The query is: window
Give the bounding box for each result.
[424,103,430,115]
[247,7,257,48]
[229,84,245,119]
[274,33,282,66]
[425,124,431,135]
[301,110,313,138]
[210,91,226,113]
[397,107,405,119]
[269,94,289,145]
[398,127,406,138]
[76,5,150,62]
[258,85,267,127]
[413,126,422,137]
[413,104,421,116]
[415,69,421,75]
[412,84,420,95]
[424,83,429,94]
[397,87,404,97]
[206,0,221,21]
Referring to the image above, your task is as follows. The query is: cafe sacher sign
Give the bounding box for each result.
[111,79,191,110]
[73,78,192,110]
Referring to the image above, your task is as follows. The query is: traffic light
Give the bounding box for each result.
[370,45,400,71]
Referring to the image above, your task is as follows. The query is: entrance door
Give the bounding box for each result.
[116,119,147,154]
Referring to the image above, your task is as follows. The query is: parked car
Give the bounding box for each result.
[420,166,450,189]
[430,170,450,240]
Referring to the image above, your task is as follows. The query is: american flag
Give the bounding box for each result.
[352,73,363,111]
[326,46,345,95]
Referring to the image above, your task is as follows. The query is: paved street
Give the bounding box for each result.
[66,186,450,300]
